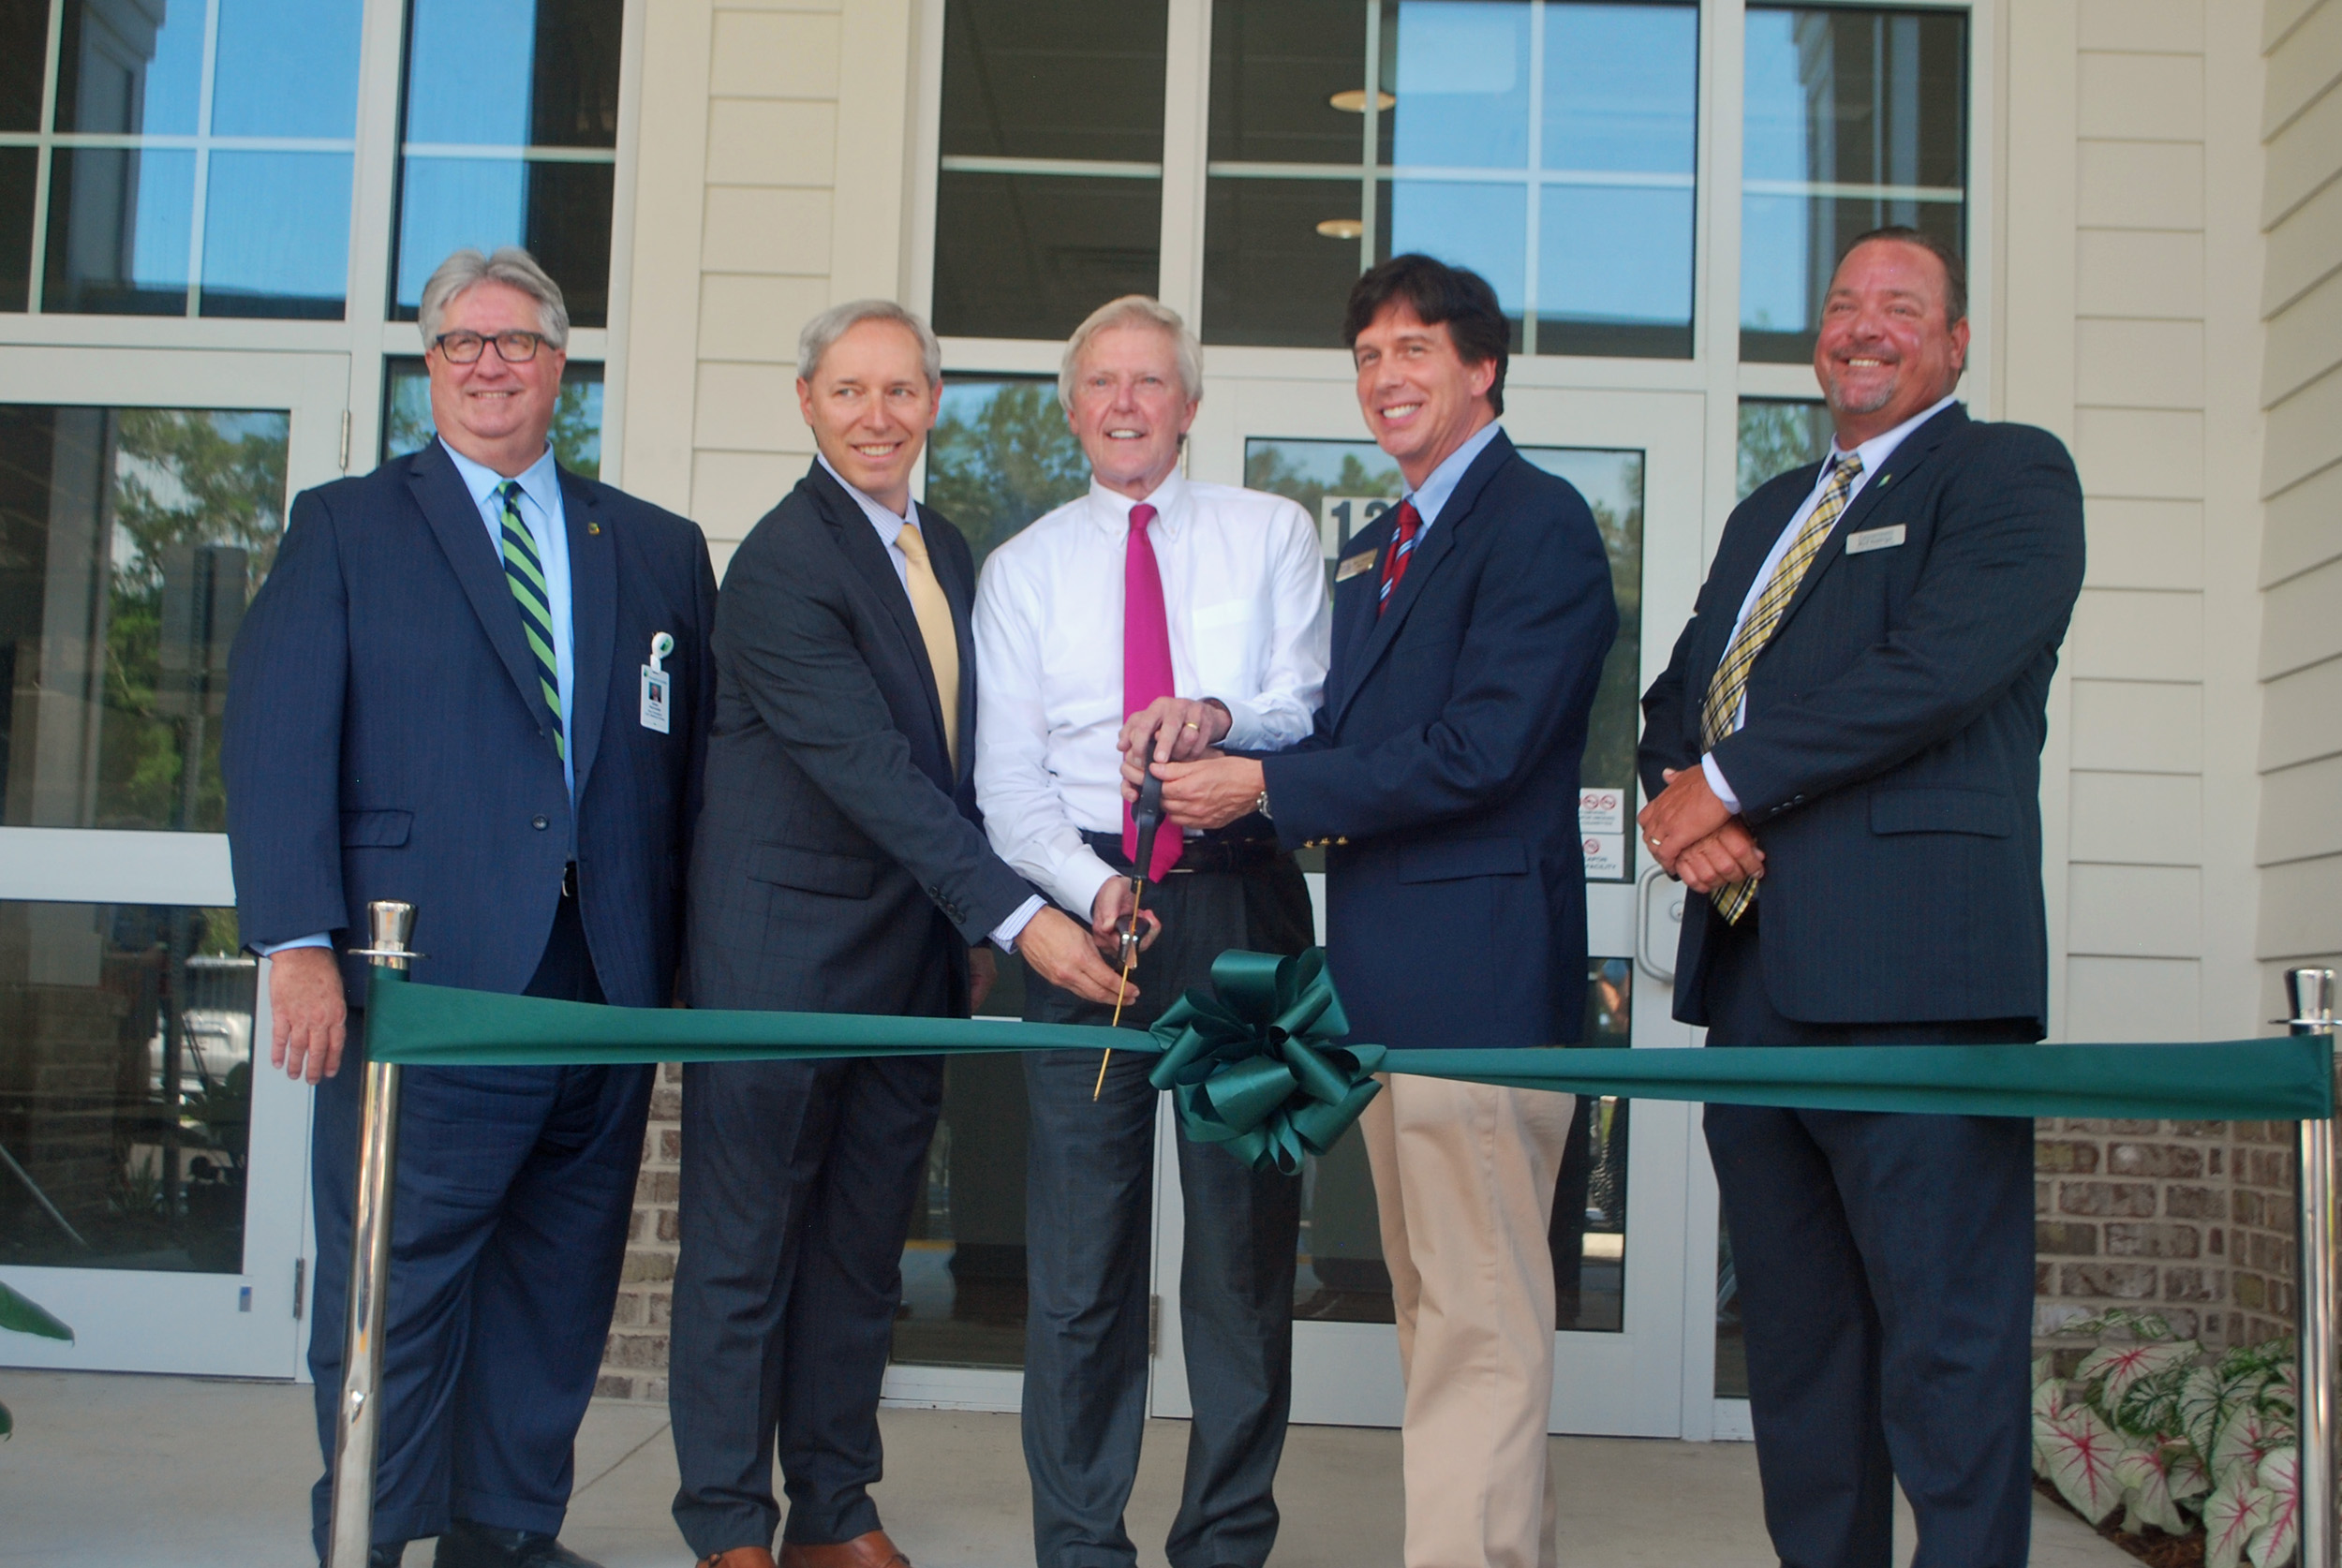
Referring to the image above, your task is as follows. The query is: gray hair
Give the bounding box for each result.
[417,247,570,350]
[1060,296,1204,409]
[797,299,942,386]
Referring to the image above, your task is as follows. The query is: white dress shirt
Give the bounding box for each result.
[973,467,1330,919]
[260,437,572,958]
[1703,395,1959,813]
[818,453,1044,951]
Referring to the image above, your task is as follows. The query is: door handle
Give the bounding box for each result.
[1635,860,1681,983]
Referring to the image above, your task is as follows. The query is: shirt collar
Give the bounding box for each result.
[1830,394,1960,478]
[1402,419,1505,528]
[1086,466,1190,540]
[818,451,917,545]
[441,436,560,521]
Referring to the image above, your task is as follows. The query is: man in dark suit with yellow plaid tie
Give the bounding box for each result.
[1638,228,2085,1568]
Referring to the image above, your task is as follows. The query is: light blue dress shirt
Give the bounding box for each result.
[1401,418,1505,533]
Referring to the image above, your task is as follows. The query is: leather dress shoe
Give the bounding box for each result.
[432,1518,604,1568]
[695,1550,778,1568]
[778,1531,912,1568]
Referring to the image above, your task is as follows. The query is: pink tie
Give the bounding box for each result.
[1121,502,1184,880]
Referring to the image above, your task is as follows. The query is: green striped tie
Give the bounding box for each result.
[1697,452,1862,923]
[495,481,564,760]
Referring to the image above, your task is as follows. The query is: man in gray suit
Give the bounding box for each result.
[670,301,1126,1568]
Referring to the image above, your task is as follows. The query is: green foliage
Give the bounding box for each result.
[926,380,1089,572]
[0,1280,76,1439]
[1243,446,1401,527]
[1736,399,1833,501]
[2034,1309,2299,1566]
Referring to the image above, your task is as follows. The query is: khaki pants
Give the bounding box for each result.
[1361,1073,1576,1568]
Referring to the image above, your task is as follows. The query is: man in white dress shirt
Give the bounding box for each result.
[972,296,1330,1568]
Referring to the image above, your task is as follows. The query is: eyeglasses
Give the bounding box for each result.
[432,329,548,364]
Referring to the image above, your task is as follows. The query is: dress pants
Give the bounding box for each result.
[308,890,651,1556]
[1360,1072,1574,1568]
[668,1051,945,1559]
[1021,851,1310,1568]
[1699,906,2037,1568]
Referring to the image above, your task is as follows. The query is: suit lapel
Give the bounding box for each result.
[561,467,615,801]
[1329,431,1514,731]
[406,442,545,732]
[809,466,953,767]
[1766,403,1966,644]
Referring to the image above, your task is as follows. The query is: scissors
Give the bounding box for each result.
[1096,770,1164,1098]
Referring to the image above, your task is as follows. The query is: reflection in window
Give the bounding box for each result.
[921,377,1089,576]
[895,1054,1030,1369]
[382,357,607,481]
[1737,397,1833,500]
[395,0,623,327]
[1741,7,1967,362]
[0,405,287,831]
[931,0,1167,340]
[30,0,363,318]
[0,903,256,1274]
[1204,0,1697,357]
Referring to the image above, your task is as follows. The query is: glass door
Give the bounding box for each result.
[1146,374,1708,1437]
[0,344,348,1378]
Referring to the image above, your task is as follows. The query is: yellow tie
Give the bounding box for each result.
[896,521,960,769]
[1697,452,1863,924]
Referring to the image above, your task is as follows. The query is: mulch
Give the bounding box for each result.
[2034,1477,2207,1568]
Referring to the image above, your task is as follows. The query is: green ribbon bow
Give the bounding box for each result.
[1147,949,1387,1175]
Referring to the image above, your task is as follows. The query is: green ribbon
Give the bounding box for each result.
[362,952,2336,1174]
[1147,949,1386,1175]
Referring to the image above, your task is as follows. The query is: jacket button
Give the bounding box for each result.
[531,815,549,830]
[1336,836,1349,845]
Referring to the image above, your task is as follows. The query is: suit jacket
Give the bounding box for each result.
[685,461,1034,1018]
[1638,403,2085,1033]
[1260,431,1618,1050]
[222,439,718,1008]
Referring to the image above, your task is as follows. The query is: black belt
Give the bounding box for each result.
[1081,829,1287,877]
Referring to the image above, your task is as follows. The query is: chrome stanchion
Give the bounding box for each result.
[327,901,419,1568]
[2293,966,2338,1568]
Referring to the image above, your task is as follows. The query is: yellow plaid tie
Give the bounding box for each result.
[1698,452,1863,923]
[896,521,960,769]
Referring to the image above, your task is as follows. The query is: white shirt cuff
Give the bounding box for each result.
[1211,695,1261,751]
[257,933,334,957]
[1700,753,1741,816]
[990,895,1046,953]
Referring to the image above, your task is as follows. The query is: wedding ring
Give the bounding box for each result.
[1181,721,1200,730]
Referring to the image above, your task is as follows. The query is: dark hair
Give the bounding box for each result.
[1841,226,1968,326]
[1342,254,1511,416]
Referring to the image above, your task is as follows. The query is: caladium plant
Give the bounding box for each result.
[2033,1309,2299,1567]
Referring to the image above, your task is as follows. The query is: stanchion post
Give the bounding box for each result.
[2293,966,2338,1568]
[327,901,417,1568]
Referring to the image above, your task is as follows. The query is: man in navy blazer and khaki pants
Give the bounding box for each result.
[1638,228,2085,1568]
[224,248,717,1568]
[1138,256,1616,1568]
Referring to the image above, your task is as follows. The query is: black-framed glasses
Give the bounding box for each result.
[432,329,547,363]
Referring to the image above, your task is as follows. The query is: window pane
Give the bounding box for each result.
[894,1054,1030,1368]
[394,157,613,327]
[53,0,204,136]
[923,377,1089,576]
[1544,4,1697,175]
[0,147,32,312]
[1202,175,1366,348]
[1208,0,1371,166]
[1,0,46,131]
[404,0,623,149]
[1390,178,1526,327]
[931,171,1160,342]
[382,357,605,480]
[0,903,256,1275]
[1736,396,1831,500]
[0,406,288,831]
[211,0,365,139]
[941,0,1167,163]
[200,151,352,319]
[1392,1,1530,170]
[1741,7,1967,362]
[1520,445,1640,860]
[42,146,194,316]
[1537,185,1694,358]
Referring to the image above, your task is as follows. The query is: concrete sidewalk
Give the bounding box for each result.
[0,1370,2127,1566]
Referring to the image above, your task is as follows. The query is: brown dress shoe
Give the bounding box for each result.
[777,1531,912,1568]
[696,1550,777,1568]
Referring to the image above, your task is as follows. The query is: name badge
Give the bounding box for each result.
[640,631,674,733]
[1844,524,1906,555]
[1335,549,1379,583]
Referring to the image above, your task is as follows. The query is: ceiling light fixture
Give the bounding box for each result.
[1328,88,1397,113]
[1315,217,1365,240]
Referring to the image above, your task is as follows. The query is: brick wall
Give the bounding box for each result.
[598,1062,683,1403]
[2034,1117,2299,1367]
